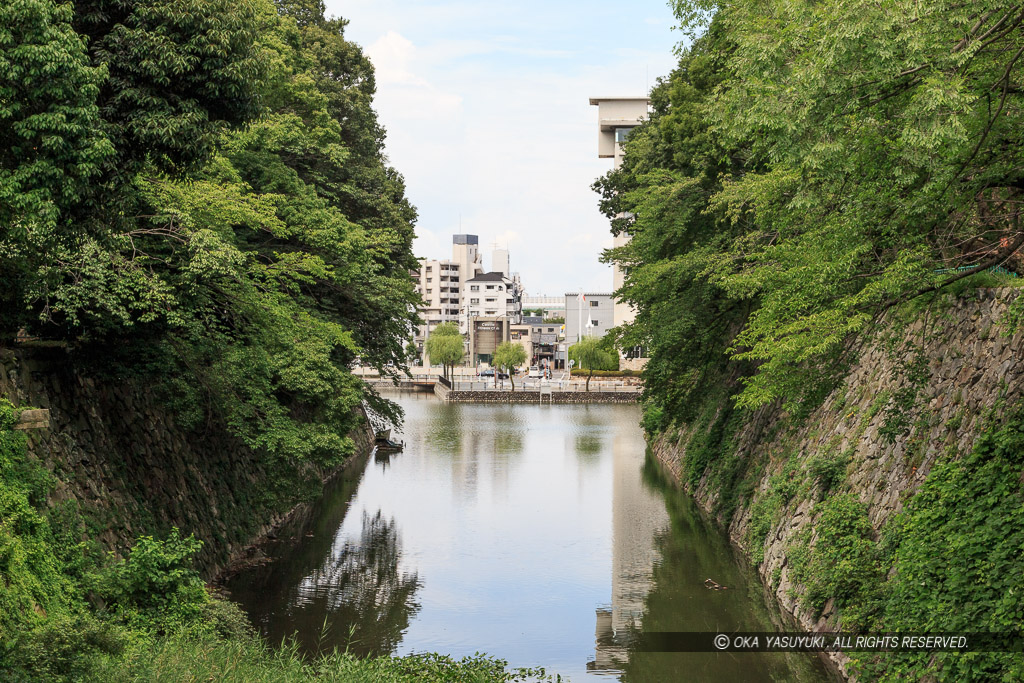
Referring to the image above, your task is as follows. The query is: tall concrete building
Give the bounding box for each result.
[491,247,510,277]
[412,234,484,360]
[463,272,523,325]
[589,97,649,331]
[452,234,484,282]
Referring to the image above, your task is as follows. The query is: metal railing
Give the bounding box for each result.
[447,378,641,393]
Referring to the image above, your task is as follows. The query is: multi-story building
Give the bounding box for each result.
[412,235,484,359]
[589,97,649,330]
[453,234,484,282]
[462,272,523,329]
[565,292,613,343]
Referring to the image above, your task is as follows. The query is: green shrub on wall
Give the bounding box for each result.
[787,495,883,619]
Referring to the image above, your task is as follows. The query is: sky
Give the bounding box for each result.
[323,0,683,296]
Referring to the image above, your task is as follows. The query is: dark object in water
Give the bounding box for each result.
[704,578,728,590]
[375,437,403,453]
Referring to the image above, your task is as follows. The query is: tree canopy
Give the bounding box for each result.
[492,341,527,391]
[426,323,464,379]
[0,0,420,463]
[568,338,616,392]
[599,0,1024,428]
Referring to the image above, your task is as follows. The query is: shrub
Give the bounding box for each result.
[90,529,209,631]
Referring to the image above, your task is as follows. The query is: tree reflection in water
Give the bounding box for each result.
[291,510,421,658]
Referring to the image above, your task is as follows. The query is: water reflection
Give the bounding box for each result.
[226,395,830,682]
[617,459,827,682]
[293,511,420,656]
[589,422,669,674]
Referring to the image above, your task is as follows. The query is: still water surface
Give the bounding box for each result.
[227,394,831,681]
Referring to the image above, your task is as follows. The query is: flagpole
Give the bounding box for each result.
[577,292,582,343]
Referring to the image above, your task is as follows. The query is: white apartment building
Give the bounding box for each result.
[463,272,523,329]
[589,97,650,329]
[412,234,484,358]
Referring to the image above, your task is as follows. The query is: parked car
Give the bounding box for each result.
[479,368,509,379]
[528,366,542,378]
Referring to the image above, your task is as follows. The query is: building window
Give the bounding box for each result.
[497,286,503,291]
[426,266,432,271]
[470,285,479,291]
[485,297,496,303]
[591,320,599,326]
[615,127,634,143]
[470,298,479,304]
[590,300,599,307]
[426,278,432,282]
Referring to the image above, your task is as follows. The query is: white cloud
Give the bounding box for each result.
[327,0,679,293]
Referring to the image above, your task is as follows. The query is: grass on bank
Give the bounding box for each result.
[0,399,557,682]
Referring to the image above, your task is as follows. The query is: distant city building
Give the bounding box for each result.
[565,293,613,343]
[462,272,523,330]
[452,234,484,282]
[491,247,510,277]
[530,321,562,368]
[589,97,649,330]
[467,316,512,366]
[412,234,484,359]
[522,295,565,319]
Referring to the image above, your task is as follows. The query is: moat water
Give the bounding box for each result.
[225,393,832,681]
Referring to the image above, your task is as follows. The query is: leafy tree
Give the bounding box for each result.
[425,323,463,379]
[0,0,112,338]
[492,341,527,391]
[675,0,1024,409]
[1,0,421,463]
[569,338,616,392]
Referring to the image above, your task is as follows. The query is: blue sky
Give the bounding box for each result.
[324,1,683,296]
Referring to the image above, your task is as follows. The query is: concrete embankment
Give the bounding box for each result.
[433,380,638,403]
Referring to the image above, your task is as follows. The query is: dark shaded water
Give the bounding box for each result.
[226,394,831,681]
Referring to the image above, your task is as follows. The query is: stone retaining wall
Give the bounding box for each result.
[649,287,1024,678]
[0,346,373,579]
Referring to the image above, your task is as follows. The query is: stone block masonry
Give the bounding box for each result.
[648,287,1024,678]
[0,346,373,580]
[434,381,637,403]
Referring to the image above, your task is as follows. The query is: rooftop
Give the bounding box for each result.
[467,272,510,282]
[589,96,651,105]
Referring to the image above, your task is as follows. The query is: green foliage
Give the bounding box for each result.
[746,453,802,565]
[84,632,560,682]
[90,529,209,631]
[3,0,419,462]
[788,495,883,618]
[602,0,1024,425]
[805,449,851,499]
[568,337,617,391]
[847,410,1024,682]
[425,322,464,379]
[569,368,637,377]
[492,341,527,390]
[0,401,80,655]
[0,0,113,337]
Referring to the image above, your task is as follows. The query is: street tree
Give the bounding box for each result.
[492,341,527,391]
[569,338,616,392]
[426,322,464,379]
